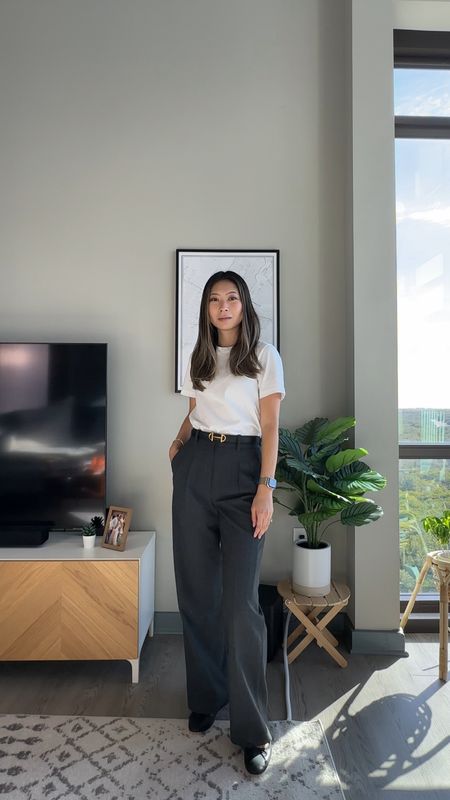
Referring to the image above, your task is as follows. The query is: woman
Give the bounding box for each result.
[169,270,285,775]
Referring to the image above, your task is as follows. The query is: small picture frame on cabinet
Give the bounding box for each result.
[101,506,133,551]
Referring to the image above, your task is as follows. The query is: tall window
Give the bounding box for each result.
[394,31,450,608]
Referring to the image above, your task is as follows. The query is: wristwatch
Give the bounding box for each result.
[258,476,277,489]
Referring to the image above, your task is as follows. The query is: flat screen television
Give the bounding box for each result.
[0,343,107,546]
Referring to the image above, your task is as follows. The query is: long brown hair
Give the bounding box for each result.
[190,271,261,391]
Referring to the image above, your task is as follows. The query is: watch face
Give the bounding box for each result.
[259,477,277,489]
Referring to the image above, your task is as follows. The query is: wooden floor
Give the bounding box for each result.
[0,633,449,799]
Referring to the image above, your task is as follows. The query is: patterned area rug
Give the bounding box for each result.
[0,715,345,800]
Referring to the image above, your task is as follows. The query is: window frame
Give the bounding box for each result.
[394,29,450,626]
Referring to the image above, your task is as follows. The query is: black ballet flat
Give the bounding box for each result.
[188,711,216,733]
[243,741,272,775]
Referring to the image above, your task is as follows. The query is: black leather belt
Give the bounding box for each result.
[192,429,261,444]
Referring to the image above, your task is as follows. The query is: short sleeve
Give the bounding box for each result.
[257,343,285,400]
[180,354,196,397]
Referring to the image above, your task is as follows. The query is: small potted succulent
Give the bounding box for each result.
[81,516,104,550]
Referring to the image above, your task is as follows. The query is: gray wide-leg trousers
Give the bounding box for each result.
[171,428,272,749]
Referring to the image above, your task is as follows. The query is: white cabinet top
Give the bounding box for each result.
[0,531,155,561]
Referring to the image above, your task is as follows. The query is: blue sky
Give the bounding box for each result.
[394,68,450,116]
[394,69,450,410]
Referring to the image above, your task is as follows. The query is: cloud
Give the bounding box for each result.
[397,206,450,227]
[396,93,450,116]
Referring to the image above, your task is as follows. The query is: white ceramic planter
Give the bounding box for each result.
[292,540,331,595]
[82,535,96,550]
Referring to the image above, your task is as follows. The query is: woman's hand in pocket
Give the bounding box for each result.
[169,441,183,463]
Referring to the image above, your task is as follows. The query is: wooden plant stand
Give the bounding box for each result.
[400,550,450,682]
[277,579,350,668]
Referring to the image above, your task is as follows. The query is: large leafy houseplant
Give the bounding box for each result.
[275,416,387,548]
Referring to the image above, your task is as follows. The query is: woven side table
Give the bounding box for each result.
[400,549,450,682]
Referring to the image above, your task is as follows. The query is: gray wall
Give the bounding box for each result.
[350,0,399,630]
[0,0,349,614]
[394,0,450,30]
[3,0,439,629]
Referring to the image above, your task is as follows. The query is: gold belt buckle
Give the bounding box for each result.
[208,432,226,443]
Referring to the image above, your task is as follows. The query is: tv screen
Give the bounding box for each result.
[0,343,107,536]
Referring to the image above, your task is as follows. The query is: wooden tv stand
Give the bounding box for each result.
[0,531,155,683]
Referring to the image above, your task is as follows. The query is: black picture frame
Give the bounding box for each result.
[175,249,280,393]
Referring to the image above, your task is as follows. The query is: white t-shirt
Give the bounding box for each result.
[181,341,285,436]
